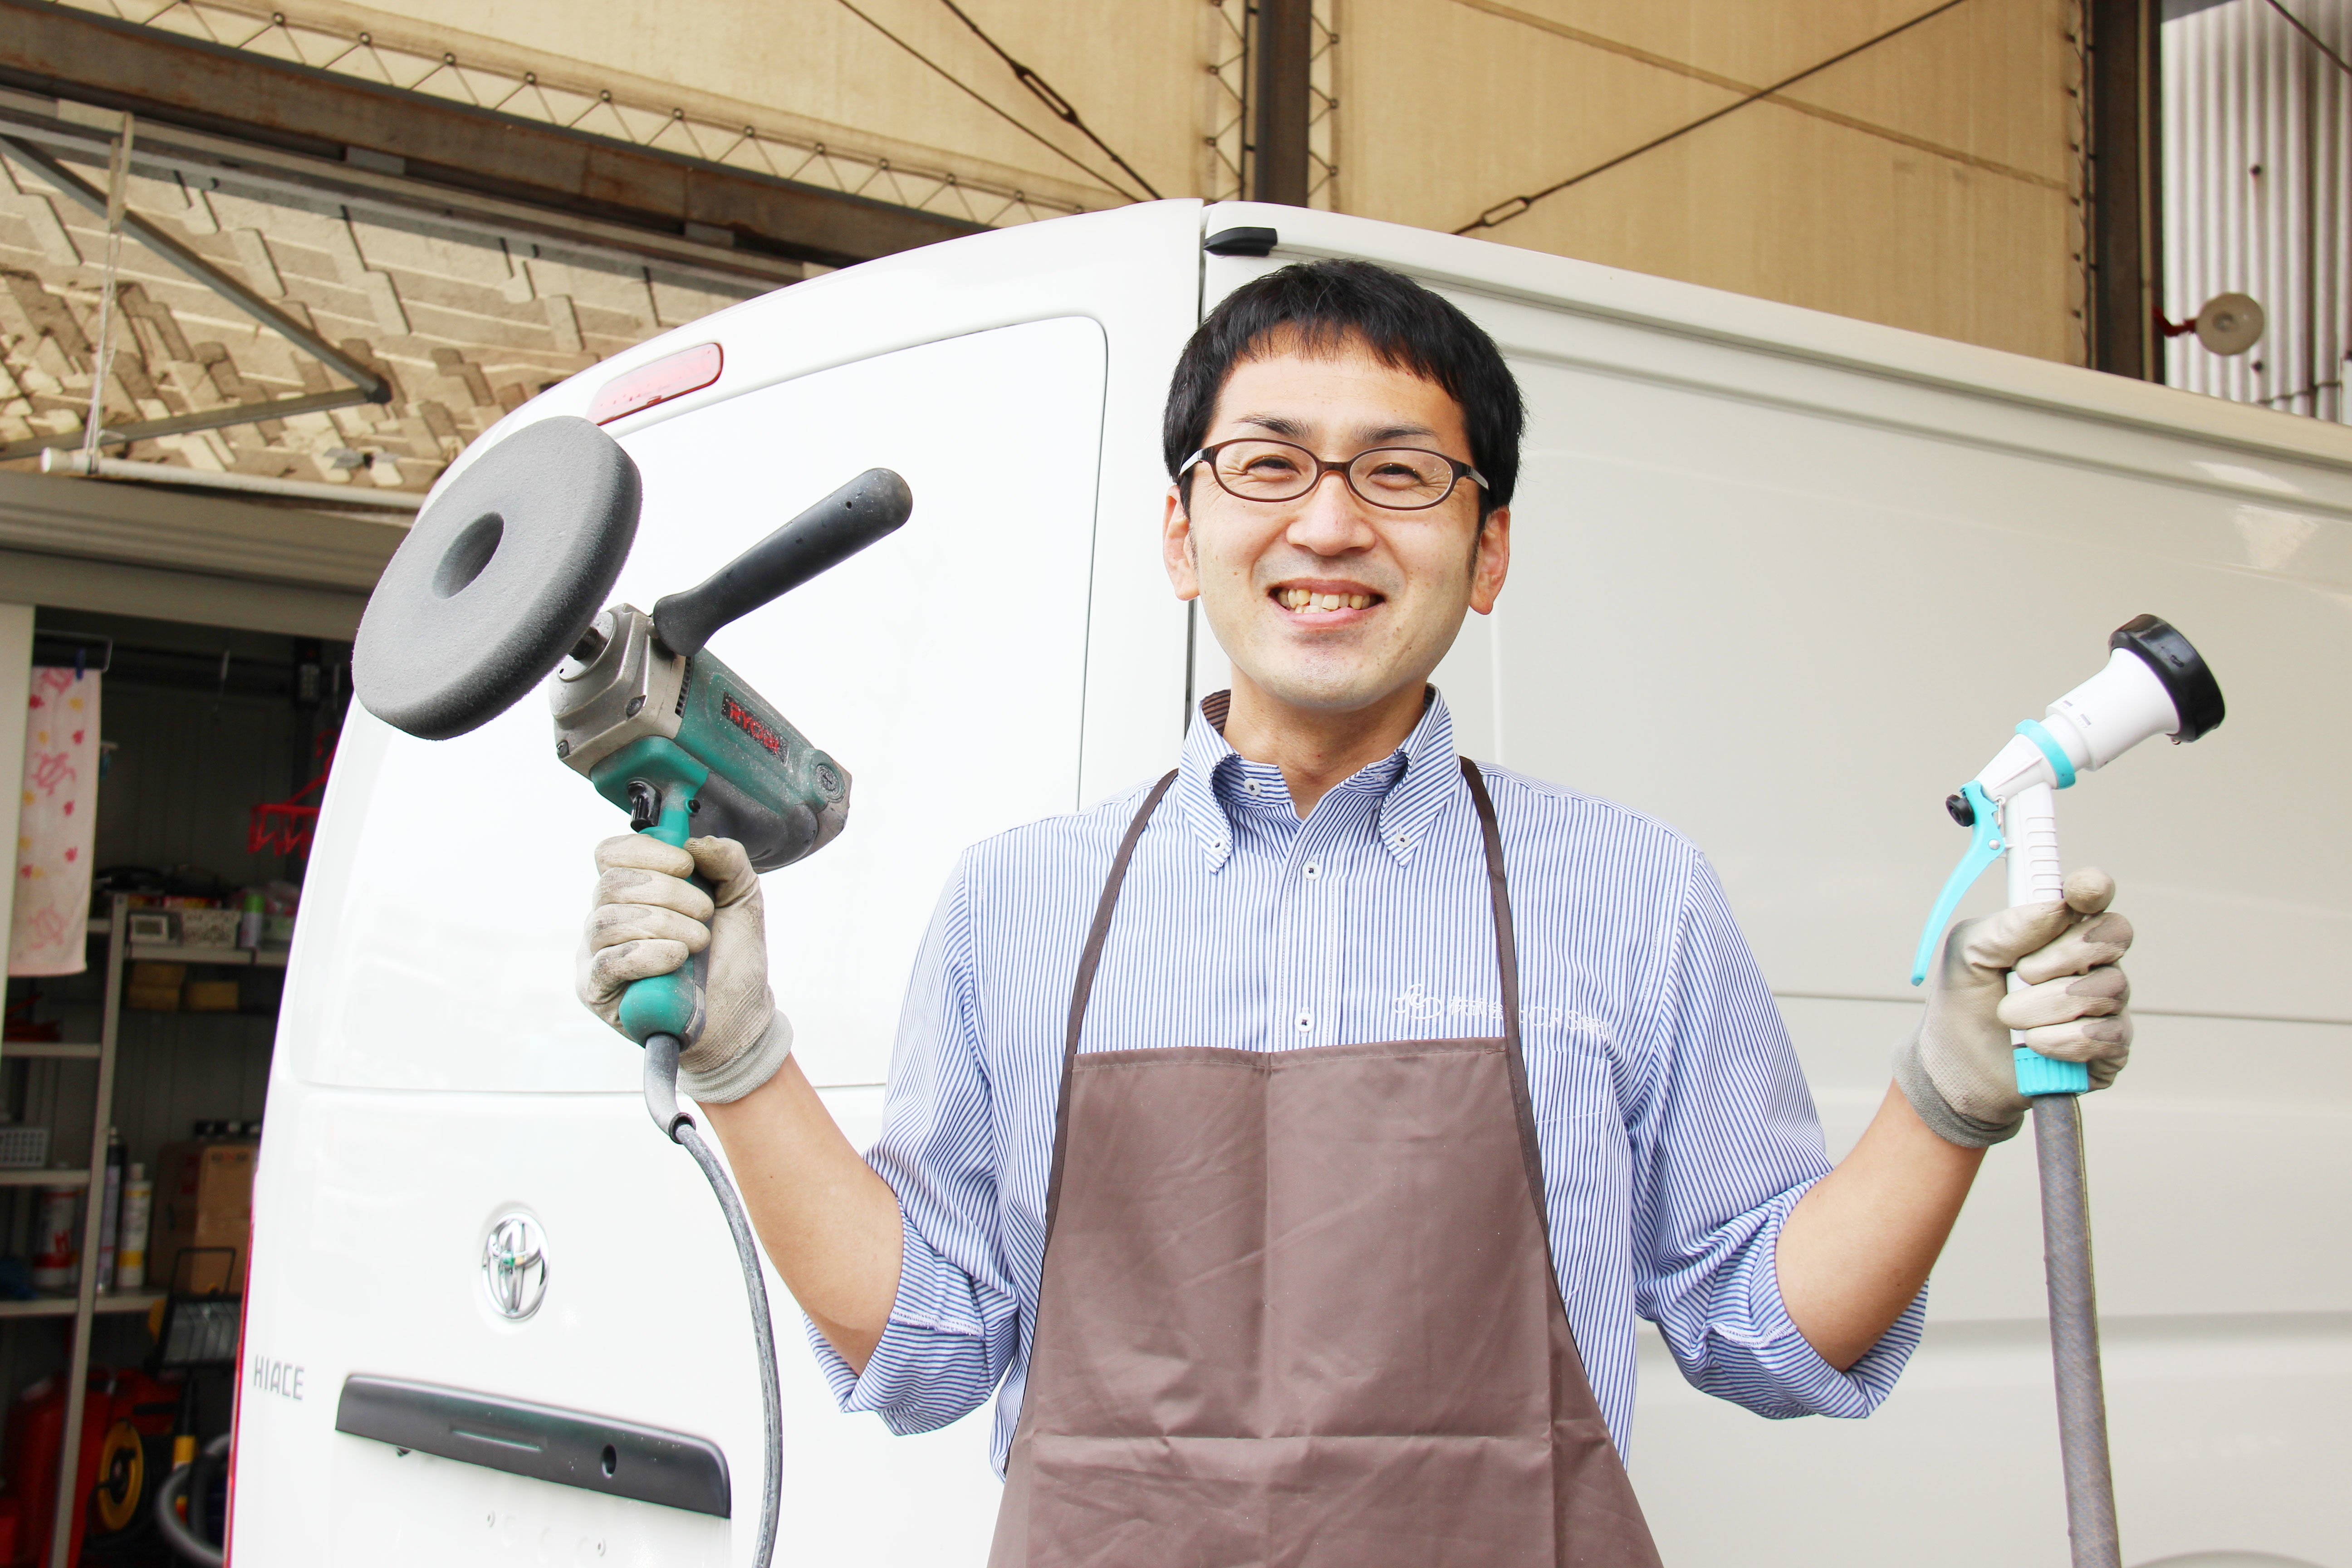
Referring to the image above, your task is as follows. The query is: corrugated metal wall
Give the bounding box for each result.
[2163,0,2351,419]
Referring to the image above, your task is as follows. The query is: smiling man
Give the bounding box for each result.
[579,260,2139,1566]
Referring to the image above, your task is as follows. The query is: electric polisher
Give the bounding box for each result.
[353,414,913,1568]
[1910,613,2223,1568]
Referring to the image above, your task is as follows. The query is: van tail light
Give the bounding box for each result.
[221,1216,254,1564]
[589,342,723,424]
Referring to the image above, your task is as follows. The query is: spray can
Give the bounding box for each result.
[116,1163,152,1291]
[238,889,265,950]
[30,1183,78,1291]
[96,1129,126,1292]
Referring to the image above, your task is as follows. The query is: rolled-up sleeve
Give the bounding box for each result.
[806,854,1022,1435]
[1629,850,1923,1419]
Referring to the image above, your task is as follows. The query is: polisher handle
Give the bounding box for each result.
[615,768,706,1045]
[652,468,913,656]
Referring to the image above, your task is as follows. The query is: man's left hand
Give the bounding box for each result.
[1895,867,2135,1147]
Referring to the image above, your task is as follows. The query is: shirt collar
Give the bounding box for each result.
[1172,687,1465,870]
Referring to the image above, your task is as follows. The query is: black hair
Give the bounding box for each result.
[1162,259,1525,516]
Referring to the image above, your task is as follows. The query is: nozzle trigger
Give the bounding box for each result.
[1910,781,2002,986]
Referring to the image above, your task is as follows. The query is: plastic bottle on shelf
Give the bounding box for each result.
[30,1181,77,1292]
[96,1129,125,1292]
[238,890,265,951]
[116,1164,152,1290]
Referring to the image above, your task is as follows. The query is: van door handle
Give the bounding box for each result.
[333,1375,731,1518]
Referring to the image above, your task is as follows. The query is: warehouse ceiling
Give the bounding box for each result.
[0,0,1067,511]
[0,109,773,502]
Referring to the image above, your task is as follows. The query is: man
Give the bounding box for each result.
[579,261,2135,1564]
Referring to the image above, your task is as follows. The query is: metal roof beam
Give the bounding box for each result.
[0,105,798,290]
[0,132,393,405]
[0,387,385,464]
[0,1,985,270]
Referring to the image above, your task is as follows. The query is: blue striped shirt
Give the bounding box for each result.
[812,689,1922,1475]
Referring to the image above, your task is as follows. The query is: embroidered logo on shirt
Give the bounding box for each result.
[1392,984,1614,1041]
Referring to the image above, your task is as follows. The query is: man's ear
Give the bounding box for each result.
[1163,487,1200,602]
[1469,504,1510,616]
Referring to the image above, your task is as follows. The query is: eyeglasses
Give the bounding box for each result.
[1178,438,1489,513]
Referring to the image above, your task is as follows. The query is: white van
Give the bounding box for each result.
[232,198,2350,1567]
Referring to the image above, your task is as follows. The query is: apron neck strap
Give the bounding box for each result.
[1456,757,1521,1052]
[1064,770,1179,1064]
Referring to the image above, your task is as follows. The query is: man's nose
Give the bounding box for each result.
[1285,469,1376,555]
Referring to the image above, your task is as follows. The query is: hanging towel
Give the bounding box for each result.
[9,667,101,976]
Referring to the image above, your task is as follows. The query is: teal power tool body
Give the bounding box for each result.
[352,415,912,1568]
[550,505,893,1042]
[1909,614,2223,1568]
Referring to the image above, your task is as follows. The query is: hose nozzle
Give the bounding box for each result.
[1908,615,2224,986]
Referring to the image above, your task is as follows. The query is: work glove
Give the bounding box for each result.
[1893,867,2134,1148]
[576,833,794,1103]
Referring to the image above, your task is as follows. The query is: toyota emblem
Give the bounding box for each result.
[481,1213,549,1320]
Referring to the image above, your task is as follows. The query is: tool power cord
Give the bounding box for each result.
[645,1033,784,1568]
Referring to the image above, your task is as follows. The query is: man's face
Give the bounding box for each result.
[1163,335,1510,715]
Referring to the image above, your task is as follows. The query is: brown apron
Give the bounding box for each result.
[988,760,1662,1568]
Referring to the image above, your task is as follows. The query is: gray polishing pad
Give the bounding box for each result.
[354,416,640,740]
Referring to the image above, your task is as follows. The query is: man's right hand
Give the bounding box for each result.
[576,833,795,1102]
[582,833,902,1369]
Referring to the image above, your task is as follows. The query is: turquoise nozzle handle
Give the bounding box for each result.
[2014,1045,2089,1096]
[1910,782,2003,987]
[613,768,706,1046]
[1909,780,2094,1098]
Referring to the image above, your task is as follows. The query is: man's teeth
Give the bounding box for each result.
[1277,589,1372,612]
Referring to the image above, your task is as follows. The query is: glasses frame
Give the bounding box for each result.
[1178,438,1490,513]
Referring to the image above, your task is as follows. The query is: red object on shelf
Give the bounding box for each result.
[1,995,60,1044]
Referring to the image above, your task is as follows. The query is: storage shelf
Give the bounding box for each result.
[0,1168,87,1186]
[0,1291,165,1319]
[126,942,287,969]
[85,918,109,936]
[0,1041,100,1059]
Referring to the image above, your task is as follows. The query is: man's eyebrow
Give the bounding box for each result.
[1229,415,1444,445]
[1234,413,1308,438]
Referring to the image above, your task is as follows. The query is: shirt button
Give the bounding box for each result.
[1302,860,1320,880]
[1294,1010,1313,1031]
[1246,780,1261,795]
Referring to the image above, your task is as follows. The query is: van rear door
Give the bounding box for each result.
[238,314,1120,1565]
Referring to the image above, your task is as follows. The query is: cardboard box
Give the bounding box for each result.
[154,1141,258,1294]
[182,980,240,1013]
[127,962,186,1012]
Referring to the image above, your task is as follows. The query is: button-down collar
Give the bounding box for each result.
[1172,686,1465,870]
